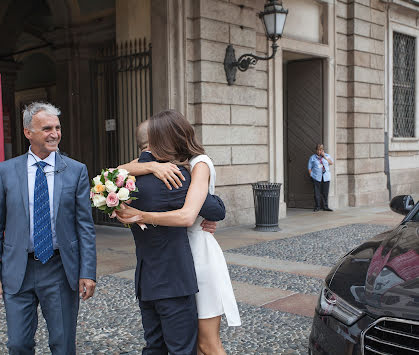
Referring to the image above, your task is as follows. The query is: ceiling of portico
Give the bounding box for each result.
[0,0,116,60]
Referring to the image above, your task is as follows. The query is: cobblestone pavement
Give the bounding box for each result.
[0,223,391,354]
[227,224,391,266]
[228,264,324,294]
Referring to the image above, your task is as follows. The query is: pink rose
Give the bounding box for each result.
[104,169,115,181]
[106,192,119,208]
[90,190,94,199]
[115,174,125,188]
[125,179,136,191]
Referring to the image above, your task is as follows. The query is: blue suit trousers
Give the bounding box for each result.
[3,253,79,355]
[139,295,198,355]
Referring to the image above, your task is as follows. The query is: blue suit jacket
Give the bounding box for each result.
[130,152,225,301]
[0,153,96,294]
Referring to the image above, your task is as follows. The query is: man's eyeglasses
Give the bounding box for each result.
[28,150,68,176]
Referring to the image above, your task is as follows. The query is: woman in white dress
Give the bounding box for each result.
[116,110,241,355]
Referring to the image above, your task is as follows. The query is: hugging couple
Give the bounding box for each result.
[115,109,241,355]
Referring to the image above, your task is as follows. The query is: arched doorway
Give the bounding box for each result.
[0,0,115,165]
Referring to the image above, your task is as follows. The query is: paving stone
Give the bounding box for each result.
[228,264,324,295]
[0,277,312,355]
[227,223,390,266]
[263,294,319,318]
[0,223,391,354]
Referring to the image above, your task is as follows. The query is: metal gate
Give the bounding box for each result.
[91,39,152,225]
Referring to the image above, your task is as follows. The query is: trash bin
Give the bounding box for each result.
[252,181,282,232]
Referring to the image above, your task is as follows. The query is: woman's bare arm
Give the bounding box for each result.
[115,162,210,227]
[118,160,185,190]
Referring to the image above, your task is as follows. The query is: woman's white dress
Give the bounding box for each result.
[188,155,241,326]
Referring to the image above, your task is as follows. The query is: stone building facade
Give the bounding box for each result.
[0,0,418,227]
[335,0,419,208]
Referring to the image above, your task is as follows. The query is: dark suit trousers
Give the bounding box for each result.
[139,295,198,355]
[312,177,330,209]
[3,254,79,355]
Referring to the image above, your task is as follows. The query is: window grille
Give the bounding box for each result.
[393,32,416,138]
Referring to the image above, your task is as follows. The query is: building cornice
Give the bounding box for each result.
[381,0,419,11]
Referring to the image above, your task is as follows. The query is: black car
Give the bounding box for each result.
[309,195,419,355]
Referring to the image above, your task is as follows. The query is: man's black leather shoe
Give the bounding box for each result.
[313,207,320,212]
[323,207,333,212]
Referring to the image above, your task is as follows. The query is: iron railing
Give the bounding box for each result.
[91,38,152,226]
[393,32,416,138]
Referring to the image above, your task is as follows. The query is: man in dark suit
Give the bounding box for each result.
[118,122,225,354]
[0,102,96,354]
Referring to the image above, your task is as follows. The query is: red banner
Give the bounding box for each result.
[0,74,4,162]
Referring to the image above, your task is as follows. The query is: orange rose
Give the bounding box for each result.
[94,184,106,193]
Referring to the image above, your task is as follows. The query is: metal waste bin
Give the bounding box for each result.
[252,181,282,232]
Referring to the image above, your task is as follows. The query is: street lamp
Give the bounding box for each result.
[224,0,288,85]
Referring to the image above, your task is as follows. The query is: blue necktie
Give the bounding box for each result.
[33,161,54,263]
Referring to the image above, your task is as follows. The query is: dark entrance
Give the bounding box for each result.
[91,39,152,225]
[285,59,323,208]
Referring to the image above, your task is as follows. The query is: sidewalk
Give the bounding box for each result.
[0,205,402,354]
[89,204,403,353]
[97,204,402,277]
[97,204,403,317]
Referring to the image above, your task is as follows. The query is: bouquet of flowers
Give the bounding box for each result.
[90,168,138,219]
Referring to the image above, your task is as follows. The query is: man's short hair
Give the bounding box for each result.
[136,120,149,151]
[23,102,61,129]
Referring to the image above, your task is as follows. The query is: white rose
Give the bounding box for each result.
[117,168,129,179]
[93,176,102,186]
[92,194,106,207]
[117,187,130,201]
[105,180,118,193]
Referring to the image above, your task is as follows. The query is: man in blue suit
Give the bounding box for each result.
[119,136,225,354]
[0,102,96,354]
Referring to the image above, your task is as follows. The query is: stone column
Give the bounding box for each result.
[116,0,151,43]
[151,0,186,114]
[335,0,388,206]
[185,0,269,226]
[0,61,19,158]
[270,49,286,218]
[54,46,77,158]
[75,46,95,173]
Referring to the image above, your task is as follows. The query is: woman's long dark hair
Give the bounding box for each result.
[148,110,205,163]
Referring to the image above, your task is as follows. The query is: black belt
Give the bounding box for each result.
[28,249,60,260]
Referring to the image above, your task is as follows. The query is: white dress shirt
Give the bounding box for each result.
[27,147,58,252]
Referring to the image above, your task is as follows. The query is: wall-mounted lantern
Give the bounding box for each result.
[224,0,288,85]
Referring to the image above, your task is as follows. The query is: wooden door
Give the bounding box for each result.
[286,59,323,208]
